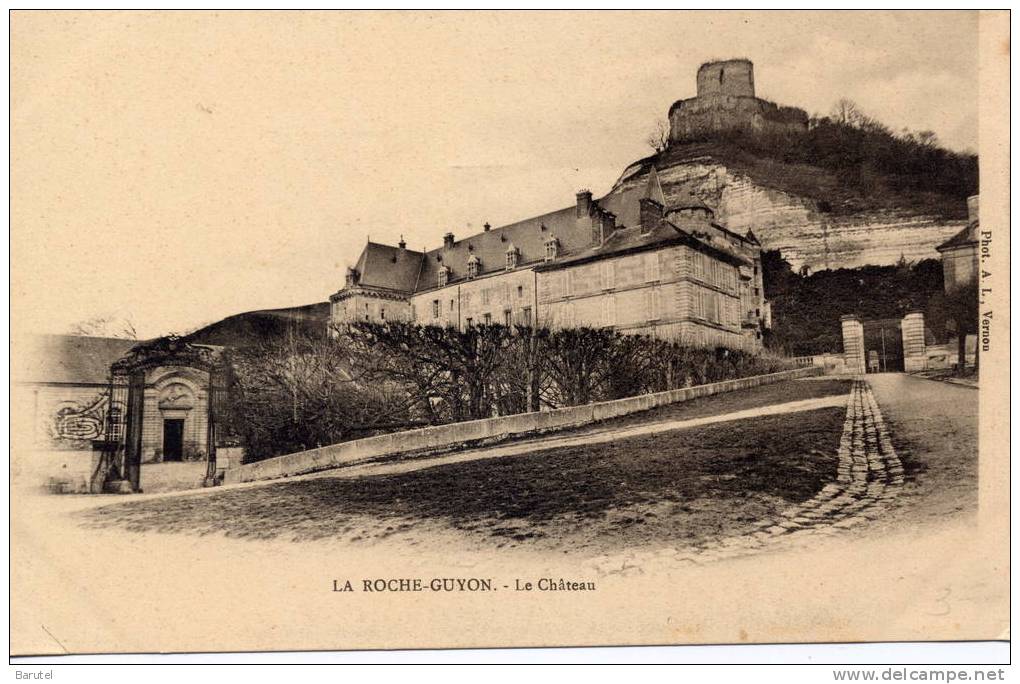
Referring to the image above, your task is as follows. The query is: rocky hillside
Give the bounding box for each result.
[604,134,975,272]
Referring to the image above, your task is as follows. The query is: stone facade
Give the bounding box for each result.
[138,365,211,462]
[331,173,768,352]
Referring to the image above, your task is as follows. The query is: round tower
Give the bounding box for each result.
[696,59,755,98]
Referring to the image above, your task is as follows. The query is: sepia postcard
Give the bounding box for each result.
[9,10,1010,658]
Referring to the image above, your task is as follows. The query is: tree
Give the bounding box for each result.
[223,327,412,461]
[830,98,863,127]
[341,321,528,422]
[69,314,138,339]
[645,118,670,153]
[944,281,978,374]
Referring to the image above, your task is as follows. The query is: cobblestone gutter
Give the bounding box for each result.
[593,378,903,574]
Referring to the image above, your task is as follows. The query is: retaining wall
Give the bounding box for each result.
[223,366,822,484]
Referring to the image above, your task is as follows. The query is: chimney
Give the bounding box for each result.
[639,197,664,233]
[398,235,406,250]
[443,232,455,249]
[483,222,491,232]
[576,190,593,218]
[345,267,359,288]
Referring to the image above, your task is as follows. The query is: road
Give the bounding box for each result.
[866,373,978,525]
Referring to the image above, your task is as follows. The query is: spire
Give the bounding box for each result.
[642,166,667,206]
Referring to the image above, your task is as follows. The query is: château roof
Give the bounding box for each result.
[413,206,589,292]
[353,241,425,293]
[535,215,750,272]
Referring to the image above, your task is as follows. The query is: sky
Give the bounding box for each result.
[11,10,980,339]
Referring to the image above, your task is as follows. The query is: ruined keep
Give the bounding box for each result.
[668,59,809,143]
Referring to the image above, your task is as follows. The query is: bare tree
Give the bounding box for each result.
[645,118,670,153]
[831,98,862,127]
[69,313,138,339]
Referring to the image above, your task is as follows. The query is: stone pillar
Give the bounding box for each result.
[902,311,927,372]
[840,315,865,375]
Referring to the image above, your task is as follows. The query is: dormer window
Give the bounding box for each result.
[544,236,559,262]
[505,245,519,270]
[437,265,450,288]
[467,255,480,279]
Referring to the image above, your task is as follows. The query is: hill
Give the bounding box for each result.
[184,302,330,349]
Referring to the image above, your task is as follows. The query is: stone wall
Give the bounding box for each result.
[668,95,808,143]
[223,365,821,484]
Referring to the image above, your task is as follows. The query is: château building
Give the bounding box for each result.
[331,167,769,352]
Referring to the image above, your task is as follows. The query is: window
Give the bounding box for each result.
[601,260,615,289]
[644,252,660,282]
[544,237,559,261]
[517,285,524,299]
[380,307,386,321]
[504,310,512,326]
[481,288,491,306]
[602,295,616,328]
[467,255,480,279]
[699,290,722,324]
[466,317,473,327]
[483,313,492,325]
[506,246,519,270]
[645,287,661,321]
[691,251,705,279]
[522,306,532,326]
[437,266,449,288]
[432,299,441,318]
